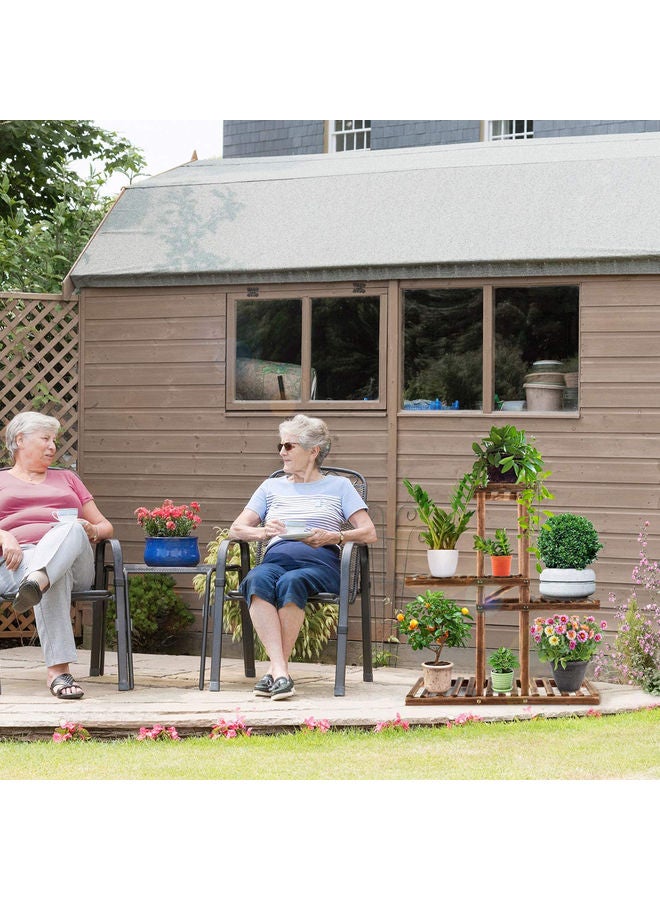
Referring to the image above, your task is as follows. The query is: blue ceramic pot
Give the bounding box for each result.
[144,536,200,567]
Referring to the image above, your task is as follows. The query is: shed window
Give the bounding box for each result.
[403,284,579,413]
[229,291,384,408]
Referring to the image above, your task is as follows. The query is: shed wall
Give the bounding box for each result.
[78,275,660,661]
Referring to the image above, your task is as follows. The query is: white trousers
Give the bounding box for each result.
[0,521,95,667]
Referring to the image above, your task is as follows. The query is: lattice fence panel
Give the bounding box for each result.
[0,292,79,468]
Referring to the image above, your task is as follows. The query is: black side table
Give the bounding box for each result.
[122,563,215,690]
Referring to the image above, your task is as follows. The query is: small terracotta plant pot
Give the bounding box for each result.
[490,555,512,577]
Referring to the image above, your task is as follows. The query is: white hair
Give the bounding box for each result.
[4,411,61,460]
[279,414,332,465]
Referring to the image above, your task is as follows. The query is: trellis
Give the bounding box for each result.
[0,292,79,468]
[0,292,80,638]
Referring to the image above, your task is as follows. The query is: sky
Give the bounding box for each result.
[89,119,224,195]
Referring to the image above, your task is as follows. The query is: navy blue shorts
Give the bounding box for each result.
[239,542,340,611]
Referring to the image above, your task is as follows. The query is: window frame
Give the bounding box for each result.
[327,120,372,153]
[487,120,534,141]
[399,277,580,416]
[226,283,388,411]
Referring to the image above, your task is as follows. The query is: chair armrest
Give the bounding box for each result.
[215,538,251,598]
[95,538,125,590]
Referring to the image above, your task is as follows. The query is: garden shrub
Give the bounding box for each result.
[106,573,194,653]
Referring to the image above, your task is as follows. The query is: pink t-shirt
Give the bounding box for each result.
[0,469,93,545]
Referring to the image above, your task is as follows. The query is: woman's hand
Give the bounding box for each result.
[0,530,23,571]
[80,520,100,543]
[303,528,340,548]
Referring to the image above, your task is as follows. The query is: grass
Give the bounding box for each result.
[1,707,657,780]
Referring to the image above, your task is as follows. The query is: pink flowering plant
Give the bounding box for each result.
[302,717,330,733]
[531,613,606,669]
[594,521,660,692]
[52,721,90,742]
[374,712,410,732]
[137,724,180,741]
[209,716,252,739]
[135,499,201,537]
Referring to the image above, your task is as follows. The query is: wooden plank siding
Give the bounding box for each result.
[77,275,660,662]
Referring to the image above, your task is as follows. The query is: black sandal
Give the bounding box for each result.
[13,579,43,614]
[49,673,84,700]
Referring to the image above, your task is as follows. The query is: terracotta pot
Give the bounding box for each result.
[491,555,512,577]
[422,660,454,694]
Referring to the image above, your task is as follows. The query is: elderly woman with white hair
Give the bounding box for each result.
[228,414,377,700]
[0,410,113,699]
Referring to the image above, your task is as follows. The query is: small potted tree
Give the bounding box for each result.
[487,646,519,693]
[403,472,477,577]
[396,590,473,694]
[473,527,513,577]
[537,512,603,598]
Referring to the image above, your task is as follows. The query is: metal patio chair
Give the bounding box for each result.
[0,537,128,693]
[208,466,373,696]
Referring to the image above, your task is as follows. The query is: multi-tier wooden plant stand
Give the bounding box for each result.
[404,484,601,706]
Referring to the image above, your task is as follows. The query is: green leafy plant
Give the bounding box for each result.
[470,423,554,566]
[106,573,194,653]
[473,528,511,556]
[195,527,339,663]
[487,647,519,673]
[537,512,603,569]
[395,590,473,664]
[531,613,607,668]
[403,473,477,550]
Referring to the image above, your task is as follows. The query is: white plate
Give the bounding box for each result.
[280,531,311,541]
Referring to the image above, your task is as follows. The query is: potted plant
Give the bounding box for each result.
[537,512,603,598]
[134,499,202,566]
[403,472,477,576]
[531,613,607,692]
[396,590,473,693]
[473,527,513,576]
[470,423,553,567]
[487,646,519,693]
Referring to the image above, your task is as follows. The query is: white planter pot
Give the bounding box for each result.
[539,567,596,599]
[427,549,459,577]
[422,660,454,694]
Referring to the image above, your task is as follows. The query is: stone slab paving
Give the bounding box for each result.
[0,646,656,738]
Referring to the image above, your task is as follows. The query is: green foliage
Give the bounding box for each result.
[487,647,519,673]
[642,670,660,696]
[474,528,511,556]
[403,473,477,549]
[195,527,339,663]
[396,590,473,664]
[537,513,602,569]
[471,423,554,566]
[1,120,145,292]
[106,574,194,654]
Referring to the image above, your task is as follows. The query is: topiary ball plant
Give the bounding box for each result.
[537,513,603,569]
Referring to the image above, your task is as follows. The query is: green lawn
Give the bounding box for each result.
[1,707,657,780]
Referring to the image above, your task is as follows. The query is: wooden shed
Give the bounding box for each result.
[64,132,660,661]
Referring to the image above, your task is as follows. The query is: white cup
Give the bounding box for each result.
[53,508,78,522]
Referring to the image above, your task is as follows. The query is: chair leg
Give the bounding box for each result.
[88,600,106,677]
[209,589,224,691]
[239,600,256,678]
[360,548,373,683]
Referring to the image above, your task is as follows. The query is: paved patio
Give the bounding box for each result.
[0,645,656,739]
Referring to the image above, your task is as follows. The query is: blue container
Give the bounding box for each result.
[143,536,200,567]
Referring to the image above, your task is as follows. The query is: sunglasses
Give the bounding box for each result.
[277,442,300,452]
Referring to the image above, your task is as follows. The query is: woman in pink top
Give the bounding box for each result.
[0,411,113,699]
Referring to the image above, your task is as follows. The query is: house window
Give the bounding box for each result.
[487,120,534,140]
[328,120,371,152]
[402,284,579,413]
[228,290,385,408]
